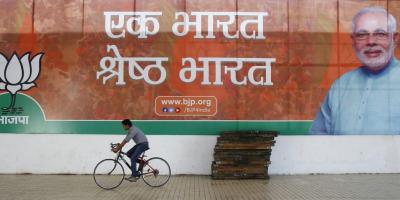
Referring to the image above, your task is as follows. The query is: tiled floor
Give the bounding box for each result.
[1,174,400,200]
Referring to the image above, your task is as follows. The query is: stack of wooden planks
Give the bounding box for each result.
[211,131,278,179]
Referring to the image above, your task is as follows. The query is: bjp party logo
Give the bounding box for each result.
[0,52,43,113]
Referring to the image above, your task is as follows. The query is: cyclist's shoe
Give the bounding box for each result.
[125,176,140,182]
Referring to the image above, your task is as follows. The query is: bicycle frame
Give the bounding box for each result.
[94,143,170,189]
[114,150,157,176]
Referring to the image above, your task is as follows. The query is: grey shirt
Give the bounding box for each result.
[124,126,148,144]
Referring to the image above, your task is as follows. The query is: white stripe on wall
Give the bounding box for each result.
[0,134,400,174]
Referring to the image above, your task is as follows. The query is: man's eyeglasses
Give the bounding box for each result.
[352,31,390,41]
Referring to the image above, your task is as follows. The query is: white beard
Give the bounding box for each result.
[355,40,395,70]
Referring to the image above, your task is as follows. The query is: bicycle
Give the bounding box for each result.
[93,143,171,190]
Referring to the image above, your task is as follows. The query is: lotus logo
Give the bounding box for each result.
[0,52,43,110]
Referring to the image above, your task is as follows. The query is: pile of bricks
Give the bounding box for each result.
[211,131,278,179]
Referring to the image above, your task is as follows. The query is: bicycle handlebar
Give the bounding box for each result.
[110,143,126,155]
[110,143,119,149]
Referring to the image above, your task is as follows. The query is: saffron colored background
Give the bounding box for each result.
[0,0,399,122]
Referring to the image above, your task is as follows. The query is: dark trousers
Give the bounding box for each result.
[126,142,149,177]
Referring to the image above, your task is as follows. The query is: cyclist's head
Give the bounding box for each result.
[121,119,132,130]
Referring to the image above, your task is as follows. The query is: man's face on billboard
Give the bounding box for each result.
[352,12,395,72]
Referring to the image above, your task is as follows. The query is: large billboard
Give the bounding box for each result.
[0,0,399,135]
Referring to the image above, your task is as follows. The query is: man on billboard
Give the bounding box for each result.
[311,7,399,134]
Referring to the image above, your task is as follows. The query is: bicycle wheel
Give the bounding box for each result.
[93,159,125,190]
[141,157,171,187]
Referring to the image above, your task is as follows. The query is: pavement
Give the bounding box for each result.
[1,174,400,200]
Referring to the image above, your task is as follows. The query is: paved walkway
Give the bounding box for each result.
[1,174,400,200]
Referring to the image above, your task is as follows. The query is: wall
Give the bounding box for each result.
[1,134,400,174]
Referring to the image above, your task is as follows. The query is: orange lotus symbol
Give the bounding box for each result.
[0,52,43,110]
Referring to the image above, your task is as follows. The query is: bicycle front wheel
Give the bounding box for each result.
[93,159,125,190]
[142,157,171,187]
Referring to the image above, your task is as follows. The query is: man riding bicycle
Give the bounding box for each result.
[112,119,149,182]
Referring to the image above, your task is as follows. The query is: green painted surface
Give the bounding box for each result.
[0,93,311,135]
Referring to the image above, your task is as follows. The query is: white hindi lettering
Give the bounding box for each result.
[97,45,168,85]
[179,57,275,86]
[0,116,29,125]
[104,12,162,39]
[104,11,267,39]
[100,11,275,86]
[172,12,267,39]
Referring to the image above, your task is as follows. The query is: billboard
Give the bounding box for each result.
[0,0,399,135]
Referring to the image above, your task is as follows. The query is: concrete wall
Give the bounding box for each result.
[1,134,400,174]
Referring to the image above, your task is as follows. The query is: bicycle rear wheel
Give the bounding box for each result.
[141,157,171,187]
[93,159,125,190]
